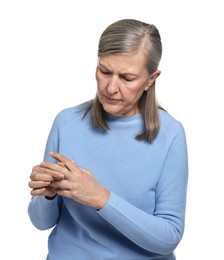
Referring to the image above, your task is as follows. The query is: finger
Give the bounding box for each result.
[58,161,73,172]
[28,180,51,189]
[32,163,64,179]
[49,152,78,172]
[58,162,66,167]
[31,166,61,182]
[50,179,71,191]
[63,159,81,174]
[56,189,70,197]
[31,171,55,182]
[49,152,70,163]
[30,188,47,196]
[50,152,76,172]
[40,162,65,179]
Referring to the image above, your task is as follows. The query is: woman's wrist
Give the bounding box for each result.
[96,189,110,210]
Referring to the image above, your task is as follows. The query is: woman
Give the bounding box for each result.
[28,19,188,260]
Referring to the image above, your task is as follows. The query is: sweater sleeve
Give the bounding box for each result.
[28,113,62,230]
[28,195,62,230]
[97,124,188,255]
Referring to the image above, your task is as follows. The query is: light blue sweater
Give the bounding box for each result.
[28,101,188,260]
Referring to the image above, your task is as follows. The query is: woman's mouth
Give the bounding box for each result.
[104,95,122,105]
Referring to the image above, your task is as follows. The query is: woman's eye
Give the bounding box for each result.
[123,76,134,82]
[101,70,111,76]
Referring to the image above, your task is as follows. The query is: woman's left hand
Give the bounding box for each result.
[41,152,110,209]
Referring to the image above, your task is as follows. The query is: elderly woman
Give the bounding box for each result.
[28,19,188,260]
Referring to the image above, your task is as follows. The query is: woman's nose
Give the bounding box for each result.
[107,76,119,93]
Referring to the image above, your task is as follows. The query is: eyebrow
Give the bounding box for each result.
[97,63,108,70]
[98,62,138,77]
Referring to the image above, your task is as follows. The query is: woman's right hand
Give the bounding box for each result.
[28,163,65,197]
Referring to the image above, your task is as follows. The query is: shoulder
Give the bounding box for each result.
[56,101,91,119]
[158,108,186,140]
[52,101,92,127]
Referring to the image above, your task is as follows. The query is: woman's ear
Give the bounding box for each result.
[144,70,161,91]
[149,70,161,83]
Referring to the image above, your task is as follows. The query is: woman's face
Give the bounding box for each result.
[96,52,158,117]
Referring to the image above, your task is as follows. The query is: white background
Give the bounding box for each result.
[1,0,223,259]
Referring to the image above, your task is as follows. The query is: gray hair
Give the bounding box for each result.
[85,19,163,143]
[98,19,162,76]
